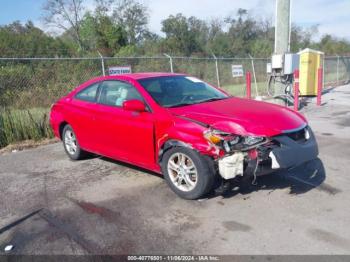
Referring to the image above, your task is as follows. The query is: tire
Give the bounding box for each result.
[62,124,87,160]
[161,147,216,200]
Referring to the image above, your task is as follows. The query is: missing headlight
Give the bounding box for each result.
[244,136,265,145]
[204,129,267,153]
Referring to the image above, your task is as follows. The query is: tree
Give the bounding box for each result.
[80,12,127,56]
[161,14,207,56]
[42,0,85,50]
[316,34,350,55]
[289,24,318,53]
[94,0,112,16]
[224,9,259,56]
[93,0,149,45]
[206,18,230,56]
[0,21,71,57]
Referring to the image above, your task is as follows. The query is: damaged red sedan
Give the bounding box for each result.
[50,73,318,199]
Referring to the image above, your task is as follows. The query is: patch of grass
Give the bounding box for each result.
[0,108,53,149]
[220,81,268,97]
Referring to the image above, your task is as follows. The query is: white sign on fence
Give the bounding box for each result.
[108,66,132,75]
[232,65,244,78]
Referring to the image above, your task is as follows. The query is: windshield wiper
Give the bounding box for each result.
[167,97,230,108]
[196,97,229,104]
[167,102,195,108]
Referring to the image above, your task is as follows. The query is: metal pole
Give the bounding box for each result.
[317,67,323,106]
[212,54,221,87]
[322,55,325,89]
[98,51,105,76]
[246,71,252,99]
[336,54,340,85]
[248,54,258,97]
[164,53,174,73]
[293,69,299,111]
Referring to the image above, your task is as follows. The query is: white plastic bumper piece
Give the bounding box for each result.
[218,153,244,180]
[269,151,281,169]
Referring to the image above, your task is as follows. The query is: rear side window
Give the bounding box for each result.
[98,80,143,107]
[75,83,99,102]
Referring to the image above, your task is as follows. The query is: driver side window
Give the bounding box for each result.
[98,80,143,107]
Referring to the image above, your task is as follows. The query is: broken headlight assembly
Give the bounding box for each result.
[203,129,267,153]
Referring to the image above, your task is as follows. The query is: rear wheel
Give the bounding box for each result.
[161,147,216,200]
[62,125,87,160]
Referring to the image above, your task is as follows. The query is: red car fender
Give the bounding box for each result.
[50,103,66,139]
[156,116,221,163]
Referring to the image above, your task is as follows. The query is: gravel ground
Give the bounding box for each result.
[0,85,349,255]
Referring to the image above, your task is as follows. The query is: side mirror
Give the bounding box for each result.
[122,99,146,112]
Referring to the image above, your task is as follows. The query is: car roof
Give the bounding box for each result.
[122,72,186,79]
[73,73,189,94]
[92,72,186,82]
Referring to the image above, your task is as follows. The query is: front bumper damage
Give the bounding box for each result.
[218,126,319,180]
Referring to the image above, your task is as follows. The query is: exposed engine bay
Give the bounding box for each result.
[216,125,318,181]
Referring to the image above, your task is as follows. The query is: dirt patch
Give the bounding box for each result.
[0,139,59,155]
[63,183,200,254]
[321,133,334,136]
[317,183,342,195]
[222,221,251,232]
[337,116,350,127]
[308,229,350,250]
[332,111,349,117]
[39,209,101,254]
[70,198,121,223]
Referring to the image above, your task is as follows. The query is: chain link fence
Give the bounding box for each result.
[324,56,350,87]
[0,55,349,148]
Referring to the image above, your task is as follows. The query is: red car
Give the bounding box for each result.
[50,73,318,199]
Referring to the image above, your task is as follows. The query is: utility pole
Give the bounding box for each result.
[275,0,291,54]
[273,0,291,99]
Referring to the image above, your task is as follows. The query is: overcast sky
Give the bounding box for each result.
[0,0,349,40]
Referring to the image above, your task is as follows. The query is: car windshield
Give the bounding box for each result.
[138,76,229,108]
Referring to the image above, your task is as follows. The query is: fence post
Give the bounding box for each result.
[98,51,105,76]
[212,54,221,87]
[336,54,340,85]
[317,67,323,106]
[293,69,299,111]
[248,54,258,97]
[164,53,174,73]
[246,71,251,99]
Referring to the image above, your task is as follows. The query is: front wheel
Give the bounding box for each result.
[161,147,216,200]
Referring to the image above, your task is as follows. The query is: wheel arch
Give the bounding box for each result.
[158,139,193,164]
[59,121,69,139]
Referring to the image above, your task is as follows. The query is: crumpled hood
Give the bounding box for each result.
[169,97,307,137]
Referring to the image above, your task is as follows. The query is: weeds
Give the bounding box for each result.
[0,108,53,148]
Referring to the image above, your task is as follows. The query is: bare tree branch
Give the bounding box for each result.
[42,0,85,49]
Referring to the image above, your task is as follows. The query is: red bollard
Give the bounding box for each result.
[293,69,300,111]
[246,71,251,99]
[317,68,323,106]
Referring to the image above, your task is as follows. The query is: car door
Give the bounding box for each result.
[94,80,156,169]
[66,82,101,152]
